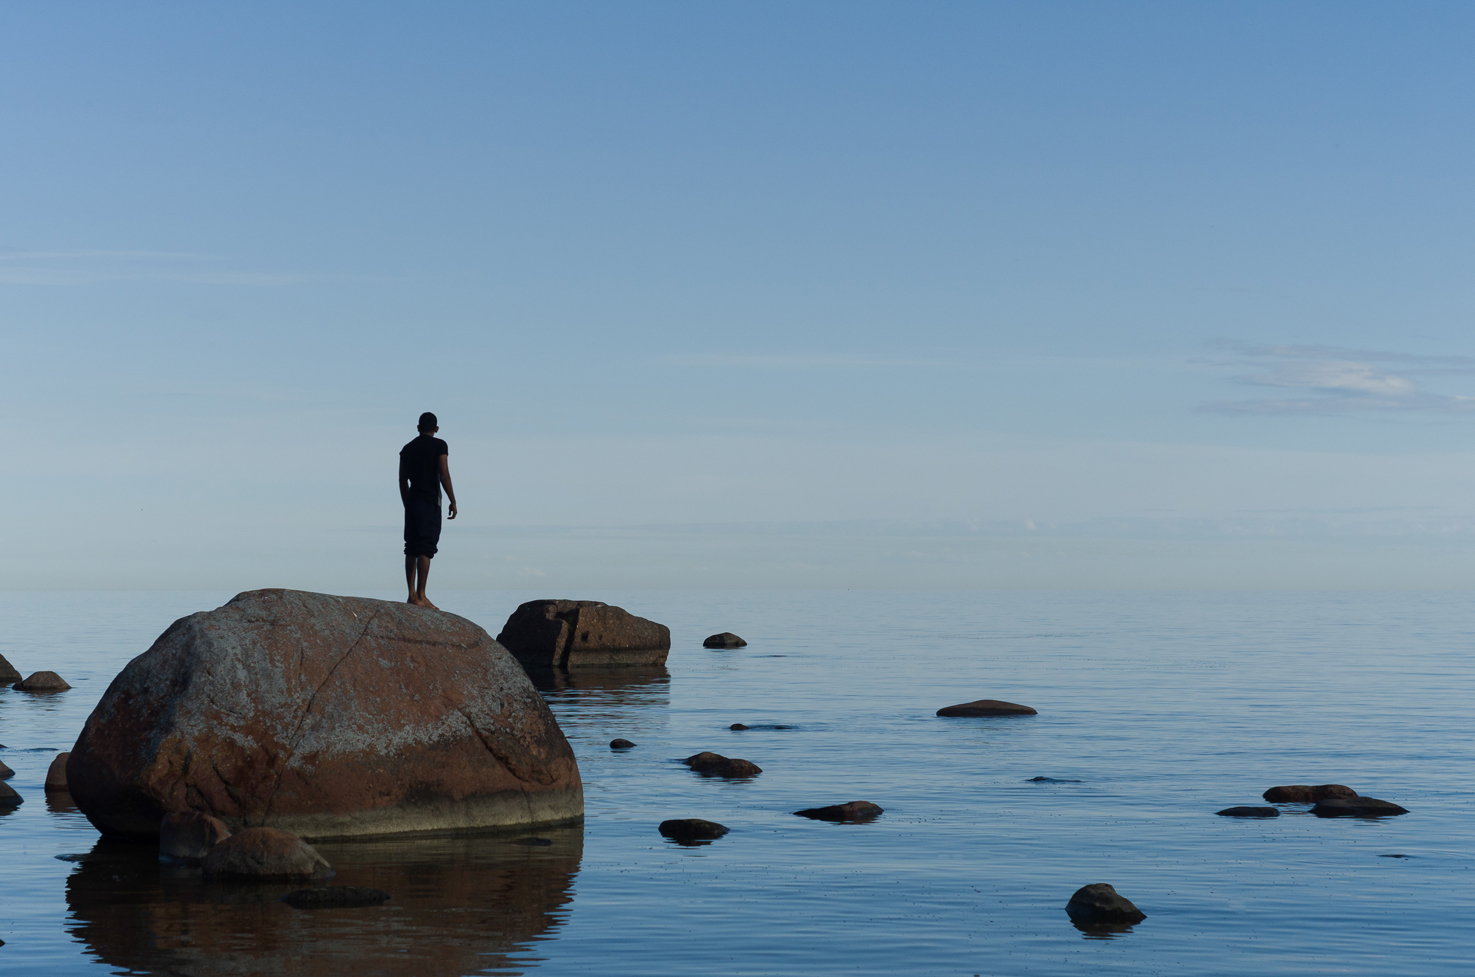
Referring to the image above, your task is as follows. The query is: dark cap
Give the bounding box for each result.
[417,412,438,432]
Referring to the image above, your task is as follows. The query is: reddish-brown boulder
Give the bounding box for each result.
[45,752,70,792]
[159,811,232,861]
[67,589,583,841]
[1263,784,1357,803]
[682,751,761,778]
[496,599,670,668]
[202,827,332,881]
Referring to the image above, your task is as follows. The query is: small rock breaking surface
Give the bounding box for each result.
[703,632,747,648]
[659,818,730,842]
[1065,883,1146,926]
[1311,796,1408,818]
[683,752,762,778]
[1216,806,1279,818]
[1263,784,1357,803]
[794,801,884,823]
[936,699,1037,717]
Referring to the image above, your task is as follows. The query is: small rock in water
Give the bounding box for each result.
[703,632,747,648]
[1311,796,1408,818]
[0,653,21,684]
[683,752,762,778]
[729,723,750,730]
[659,818,730,842]
[1027,777,1081,783]
[0,759,13,780]
[44,752,70,793]
[0,782,22,808]
[202,827,332,881]
[1262,784,1357,803]
[512,837,553,846]
[1065,883,1146,926]
[1216,806,1279,818]
[281,886,391,909]
[794,801,884,823]
[160,811,233,862]
[14,670,70,692]
[937,699,1037,717]
[1380,853,1411,858]
[609,738,636,750]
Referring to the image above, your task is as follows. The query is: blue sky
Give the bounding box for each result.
[7,2,1475,589]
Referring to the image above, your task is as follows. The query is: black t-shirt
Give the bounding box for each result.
[400,436,448,503]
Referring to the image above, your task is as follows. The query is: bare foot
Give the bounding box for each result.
[413,596,439,610]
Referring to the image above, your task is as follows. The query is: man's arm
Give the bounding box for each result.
[439,454,457,519]
[399,457,410,506]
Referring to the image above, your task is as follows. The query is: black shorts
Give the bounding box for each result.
[403,498,442,558]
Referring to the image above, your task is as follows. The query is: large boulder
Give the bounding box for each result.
[496,600,670,668]
[67,589,583,841]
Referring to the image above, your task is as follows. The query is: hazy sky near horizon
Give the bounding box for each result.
[8,2,1475,590]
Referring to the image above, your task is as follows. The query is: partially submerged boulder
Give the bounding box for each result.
[202,827,332,881]
[14,670,70,692]
[0,759,13,780]
[703,632,746,648]
[1311,797,1408,818]
[1065,883,1146,926]
[1216,806,1278,818]
[937,699,1036,717]
[160,811,232,862]
[0,653,20,684]
[0,781,20,807]
[682,752,761,778]
[1263,784,1356,803]
[68,589,583,841]
[659,818,729,842]
[45,752,70,792]
[497,600,670,668]
[794,801,883,823]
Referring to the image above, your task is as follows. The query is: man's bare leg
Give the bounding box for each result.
[413,555,438,609]
[405,555,418,604]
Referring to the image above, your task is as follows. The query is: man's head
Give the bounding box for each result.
[418,411,438,433]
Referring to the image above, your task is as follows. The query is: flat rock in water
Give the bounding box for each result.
[202,827,332,881]
[609,738,636,750]
[0,653,20,684]
[14,670,70,692]
[659,818,729,841]
[0,781,21,807]
[0,759,13,780]
[67,589,582,841]
[1065,883,1146,925]
[496,599,670,668]
[160,810,233,862]
[1311,796,1408,818]
[45,752,70,792]
[1027,777,1081,783]
[794,801,884,823]
[703,632,747,648]
[1263,784,1357,803]
[937,699,1037,717]
[281,886,391,909]
[682,751,762,778]
[1216,806,1279,818]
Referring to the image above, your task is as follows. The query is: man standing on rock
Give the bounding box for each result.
[400,412,457,608]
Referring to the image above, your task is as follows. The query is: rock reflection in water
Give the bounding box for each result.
[527,665,670,702]
[66,825,583,976]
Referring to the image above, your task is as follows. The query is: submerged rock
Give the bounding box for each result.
[1065,883,1146,925]
[1311,797,1408,818]
[68,589,582,841]
[202,827,332,881]
[703,632,747,648]
[794,801,883,823]
[497,599,670,668]
[160,811,233,862]
[659,818,729,842]
[45,752,70,792]
[0,653,20,684]
[1216,806,1279,818]
[936,699,1037,717]
[0,781,21,807]
[281,886,391,909]
[609,738,636,750]
[1263,784,1357,803]
[14,670,70,692]
[683,752,762,778]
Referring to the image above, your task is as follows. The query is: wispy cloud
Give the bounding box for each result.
[1202,340,1475,414]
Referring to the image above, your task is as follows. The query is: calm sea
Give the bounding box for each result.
[0,590,1470,976]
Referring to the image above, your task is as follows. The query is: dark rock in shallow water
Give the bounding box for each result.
[703,632,747,648]
[160,811,232,862]
[1065,883,1146,926]
[1027,777,1081,783]
[45,752,70,793]
[0,759,13,780]
[1380,853,1411,858]
[14,670,70,692]
[794,801,883,823]
[68,589,582,841]
[497,599,670,668]
[202,827,332,881]
[281,886,391,909]
[1263,784,1357,803]
[0,653,20,684]
[683,752,761,778]
[0,781,21,807]
[1216,806,1279,818]
[937,699,1037,717]
[729,723,750,730]
[1312,796,1408,818]
[659,818,729,842]
[609,738,636,750]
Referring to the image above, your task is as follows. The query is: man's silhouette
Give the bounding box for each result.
[399,412,457,608]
